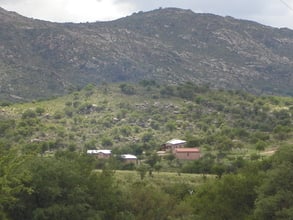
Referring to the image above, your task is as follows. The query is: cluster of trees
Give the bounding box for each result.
[0,82,292,219]
[0,145,292,220]
[0,151,123,220]
[1,83,291,159]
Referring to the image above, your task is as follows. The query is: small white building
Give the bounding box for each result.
[120,154,137,164]
[165,139,187,153]
[87,149,112,159]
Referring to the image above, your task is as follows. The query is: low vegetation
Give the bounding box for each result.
[1,145,292,219]
[1,82,292,159]
[0,82,292,219]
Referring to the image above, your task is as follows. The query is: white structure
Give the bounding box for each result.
[166,139,187,145]
[165,139,187,153]
[87,149,111,159]
[87,150,111,154]
[120,154,137,159]
[120,154,137,164]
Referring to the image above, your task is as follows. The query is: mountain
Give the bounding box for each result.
[1,7,293,101]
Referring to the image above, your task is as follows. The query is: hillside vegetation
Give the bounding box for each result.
[0,133,292,219]
[1,7,293,101]
[1,83,293,219]
[1,83,292,167]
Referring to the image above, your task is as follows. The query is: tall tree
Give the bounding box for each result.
[6,151,123,220]
[254,145,293,220]
[188,163,263,220]
[0,149,32,219]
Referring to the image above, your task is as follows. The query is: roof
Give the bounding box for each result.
[121,154,137,159]
[87,149,111,155]
[175,148,200,153]
[157,151,167,154]
[166,139,187,145]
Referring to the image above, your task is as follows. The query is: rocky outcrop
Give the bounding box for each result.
[0,7,292,101]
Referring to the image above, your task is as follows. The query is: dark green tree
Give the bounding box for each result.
[119,84,135,95]
[128,184,173,220]
[6,151,123,220]
[0,149,32,219]
[189,173,260,220]
[254,145,293,220]
[136,164,149,180]
[22,109,37,119]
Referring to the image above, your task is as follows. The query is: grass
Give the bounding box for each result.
[96,169,214,190]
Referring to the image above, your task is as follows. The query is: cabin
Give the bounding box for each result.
[86,149,112,159]
[120,154,138,164]
[174,148,201,160]
[163,139,187,153]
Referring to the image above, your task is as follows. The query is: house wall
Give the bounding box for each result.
[96,153,111,159]
[123,159,137,164]
[175,152,200,160]
[166,144,186,153]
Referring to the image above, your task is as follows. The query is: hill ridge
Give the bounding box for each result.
[0,7,293,101]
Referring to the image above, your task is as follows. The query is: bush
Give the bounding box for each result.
[35,107,45,115]
[119,84,135,95]
[255,140,267,151]
[101,137,113,147]
[22,109,37,119]
[53,111,64,119]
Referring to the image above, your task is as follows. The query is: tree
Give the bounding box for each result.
[255,140,267,151]
[212,163,226,178]
[141,132,154,144]
[0,149,32,219]
[176,83,195,100]
[35,107,45,116]
[22,109,37,119]
[145,153,161,177]
[160,86,174,97]
[154,163,162,173]
[181,156,214,174]
[136,164,149,180]
[5,151,124,220]
[254,145,293,220]
[273,125,291,140]
[128,184,173,220]
[145,153,160,168]
[119,84,135,95]
[165,121,176,132]
[101,137,113,147]
[0,119,15,137]
[165,153,176,166]
[189,173,260,220]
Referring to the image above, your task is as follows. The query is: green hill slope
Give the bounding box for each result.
[1,83,292,161]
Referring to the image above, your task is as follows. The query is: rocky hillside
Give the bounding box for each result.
[1,7,293,101]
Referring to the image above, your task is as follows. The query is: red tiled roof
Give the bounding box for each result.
[175,148,200,153]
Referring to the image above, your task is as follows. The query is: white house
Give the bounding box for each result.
[120,154,137,164]
[87,149,112,159]
[164,139,187,153]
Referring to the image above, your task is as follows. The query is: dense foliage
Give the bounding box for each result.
[0,151,125,220]
[0,83,292,167]
[0,83,292,219]
[0,145,292,219]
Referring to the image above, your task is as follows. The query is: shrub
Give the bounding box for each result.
[101,137,113,147]
[35,107,45,115]
[22,109,37,119]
